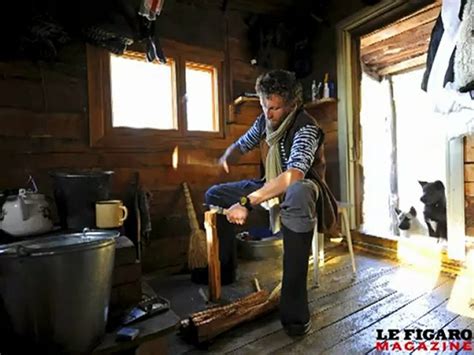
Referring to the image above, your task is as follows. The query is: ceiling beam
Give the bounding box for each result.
[360,3,440,49]
[378,54,427,76]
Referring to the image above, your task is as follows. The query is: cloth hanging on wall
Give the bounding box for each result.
[420,0,473,119]
[454,0,474,91]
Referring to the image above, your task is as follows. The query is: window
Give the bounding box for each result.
[110,53,177,130]
[87,40,224,148]
[185,62,219,132]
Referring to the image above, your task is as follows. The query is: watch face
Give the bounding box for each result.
[240,196,248,206]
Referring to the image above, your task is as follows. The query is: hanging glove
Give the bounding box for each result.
[138,0,166,63]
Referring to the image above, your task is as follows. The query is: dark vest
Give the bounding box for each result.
[261,108,338,235]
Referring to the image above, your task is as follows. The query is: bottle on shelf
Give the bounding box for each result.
[311,80,317,101]
[323,73,330,99]
[329,81,335,98]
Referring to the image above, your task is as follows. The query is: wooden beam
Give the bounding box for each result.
[0,109,85,139]
[362,42,429,69]
[360,61,382,82]
[464,135,474,162]
[175,0,293,14]
[465,164,474,183]
[360,21,434,58]
[465,182,474,197]
[378,54,427,76]
[360,3,440,48]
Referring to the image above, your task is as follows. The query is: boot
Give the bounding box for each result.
[191,214,237,285]
[217,214,238,284]
[280,224,313,336]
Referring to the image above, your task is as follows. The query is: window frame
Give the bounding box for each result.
[87,39,225,148]
[184,61,220,134]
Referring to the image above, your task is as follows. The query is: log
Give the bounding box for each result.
[180,289,279,343]
[191,290,268,325]
[197,299,277,342]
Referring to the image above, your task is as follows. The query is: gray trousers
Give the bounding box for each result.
[206,178,319,324]
[205,178,319,233]
[280,179,319,233]
[204,178,319,266]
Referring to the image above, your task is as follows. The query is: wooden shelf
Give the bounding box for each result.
[304,98,337,109]
[233,95,259,106]
[228,95,261,124]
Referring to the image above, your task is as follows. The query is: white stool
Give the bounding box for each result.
[311,202,357,287]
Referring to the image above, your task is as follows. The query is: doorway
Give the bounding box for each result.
[337,0,468,260]
[360,68,447,238]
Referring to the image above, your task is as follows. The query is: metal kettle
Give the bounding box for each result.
[0,189,53,237]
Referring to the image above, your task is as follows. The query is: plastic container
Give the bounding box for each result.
[311,80,317,101]
[50,171,114,230]
[323,82,330,98]
[323,73,330,98]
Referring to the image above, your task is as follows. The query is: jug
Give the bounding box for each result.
[0,189,53,236]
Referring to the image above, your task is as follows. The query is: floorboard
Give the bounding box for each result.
[324,281,453,355]
[144,246,473,355]
[221,255,399,354]
[280,276,451,354]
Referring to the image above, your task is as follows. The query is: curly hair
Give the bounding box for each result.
[255,69,301,105]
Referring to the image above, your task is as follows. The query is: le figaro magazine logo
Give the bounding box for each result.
[375,328,473,352]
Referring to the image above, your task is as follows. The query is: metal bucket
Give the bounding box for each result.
[50,170,114,230]
[0,230,118,353]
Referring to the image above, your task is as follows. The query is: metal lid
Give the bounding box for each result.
[49,170,114,178]
[0,229,118,257]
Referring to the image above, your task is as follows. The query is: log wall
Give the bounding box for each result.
[464,136,474,236]
[0,2,348,271]
[0,5,267,273]
[0,1,369,273]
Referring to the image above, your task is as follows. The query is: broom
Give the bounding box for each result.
[183,182,208,269]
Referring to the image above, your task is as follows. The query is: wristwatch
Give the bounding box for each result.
[239,196,253,211]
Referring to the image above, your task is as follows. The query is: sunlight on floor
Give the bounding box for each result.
[447,249,474,318]
[391,266,440,295]
[394,237,442,292]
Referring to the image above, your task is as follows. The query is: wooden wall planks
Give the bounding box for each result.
[464,136,474,236]
[6,0,452,271]
[305,101,340,200]
[0,6,269,273]
[1,1,471,271]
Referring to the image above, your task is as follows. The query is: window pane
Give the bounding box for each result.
[110,53,177,130]
[185,62,218,132]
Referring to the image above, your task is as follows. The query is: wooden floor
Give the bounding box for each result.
[146,244,474,354]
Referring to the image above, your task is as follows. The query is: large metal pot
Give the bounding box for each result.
[0,230,118,353]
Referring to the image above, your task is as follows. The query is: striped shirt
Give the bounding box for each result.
[235,114,322,175]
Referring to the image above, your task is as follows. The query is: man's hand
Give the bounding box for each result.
[218,154,230,173]
[226,203,249,225]
[218,143,244,174]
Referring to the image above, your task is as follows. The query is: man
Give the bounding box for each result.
[205,69,337,336]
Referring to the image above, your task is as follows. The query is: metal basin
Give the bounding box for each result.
[0,229,118,353]
[236,231,283,260]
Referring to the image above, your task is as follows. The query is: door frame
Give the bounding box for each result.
[335,0,466,260]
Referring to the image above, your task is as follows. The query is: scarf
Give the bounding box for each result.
[263,106,298,232]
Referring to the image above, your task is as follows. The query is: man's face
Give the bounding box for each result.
[260,94,294,130]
